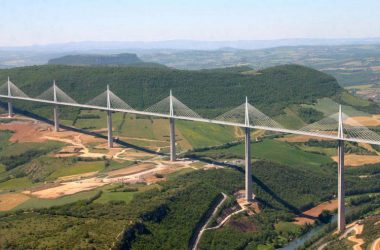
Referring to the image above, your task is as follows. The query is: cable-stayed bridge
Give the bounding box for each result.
[1,78,380,232]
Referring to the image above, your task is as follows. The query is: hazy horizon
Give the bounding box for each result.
[2,0,380,47]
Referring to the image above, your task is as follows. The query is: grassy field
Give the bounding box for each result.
[102,160,136,172]
[176,120,236,148]
[0,164,5,174]
[297,144,337,156]
[193,139,333,172]
[48,160,105,179]
[74,111,238,150]
[274,107,306,129]
[345,84,374,90]
[165,167,196,180]
[302,97,368,116]
[94,190,136,204]
[0,177,35,192]
[74,109,106,129]
[14,189,101,210]
[340,91,371,107]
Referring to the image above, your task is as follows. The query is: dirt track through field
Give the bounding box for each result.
[347,224,365,250]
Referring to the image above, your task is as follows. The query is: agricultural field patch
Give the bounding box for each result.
[14,189,100,210]
[192,139,333,172]
[0,193,30,211]
[332,154,380,167]
[0,177,35,192]
[176,120,236,149]
[48,160,105,180]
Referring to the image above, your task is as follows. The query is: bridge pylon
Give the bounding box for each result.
[7,77,13,117]
[337,105,346,232]
[169,90,176,161]
[53,81,59,132]
[244,97,253,202]
[106,85,113,148]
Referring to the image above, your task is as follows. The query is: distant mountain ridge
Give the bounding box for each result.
[3,38,380,51]
[48,53,142,66]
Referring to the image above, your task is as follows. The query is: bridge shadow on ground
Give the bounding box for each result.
[182,155,302,214]
[1,102,310,217]
[0,102,165,157]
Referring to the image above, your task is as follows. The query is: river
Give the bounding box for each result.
[278,215,337,250]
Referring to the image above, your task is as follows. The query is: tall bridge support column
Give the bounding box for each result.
[7,101,13,117]
[169,118,176,161]
[53,105,59,132]
[107,110,113,148]
[7,77,13,117]
[245,127,253,202]
[337,139,346,231]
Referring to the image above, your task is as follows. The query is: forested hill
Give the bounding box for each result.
[0,64,342,118]
[48,53,164,68]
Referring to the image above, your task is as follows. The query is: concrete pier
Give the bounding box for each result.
[7,101,13,117]
[107,110,113,148]
[7,77,13,117]
[53,105,59,132]
[169,117,176,161]
[337,139,346,231]
[245,127,253,202]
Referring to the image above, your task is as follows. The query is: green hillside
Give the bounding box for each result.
[48,53,144,66]
[0,64,343,119]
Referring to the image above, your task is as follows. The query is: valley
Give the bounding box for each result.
[0,64,379,249]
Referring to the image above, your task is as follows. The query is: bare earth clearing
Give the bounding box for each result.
[0,117,205,202]
[0,193,30,211]
[344,115,380,127]
[373,237,380,250]
[23,178,107,199]
[332,154,380,167]
[21,159,197,199]
[293,199,337,225]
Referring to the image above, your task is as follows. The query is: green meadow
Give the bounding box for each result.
[191,139,333,172]
[48,160,105,179]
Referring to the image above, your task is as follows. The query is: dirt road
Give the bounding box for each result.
[191,193,227,250]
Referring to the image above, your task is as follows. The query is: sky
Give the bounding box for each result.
[1,0,380,46]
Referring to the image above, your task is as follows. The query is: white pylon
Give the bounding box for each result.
[245,96,253,202]
[106,85,113,148]
[53,80,59,132]
[337,104,345,231]
[7,76,13,117]
[169,90,176,161]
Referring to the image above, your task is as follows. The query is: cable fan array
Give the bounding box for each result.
[0,80,28,98]
[2,79,380,144]
[37,84,77,104]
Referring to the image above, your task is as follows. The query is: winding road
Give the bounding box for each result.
[191,193,227,250]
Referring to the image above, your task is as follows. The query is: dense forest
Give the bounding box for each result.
[0,64,342,119]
